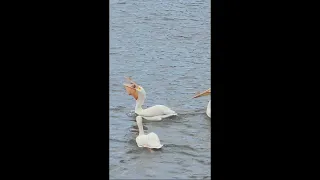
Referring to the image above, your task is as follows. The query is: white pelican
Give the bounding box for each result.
[193,88,211,118]
[123,77,177,121]
[135,116,163,150]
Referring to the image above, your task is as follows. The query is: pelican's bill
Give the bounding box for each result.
[193,88,211,98]
[123,83,138,100]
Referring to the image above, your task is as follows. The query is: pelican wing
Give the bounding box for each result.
[146,132,163,149]
[136,135,147,147]
[138,105,177,117]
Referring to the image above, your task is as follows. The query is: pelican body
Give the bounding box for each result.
[124,77,177,121]
[135,116,163,149]
[193,88,211,118]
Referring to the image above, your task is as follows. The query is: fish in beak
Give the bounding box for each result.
[193,88,211,98]
[123,77,139,100]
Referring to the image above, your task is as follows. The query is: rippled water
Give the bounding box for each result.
[110,0,211,179]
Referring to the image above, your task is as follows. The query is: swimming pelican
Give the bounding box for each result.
[135,116,163,150]
[193,88,211,118]
[123,77,177,121]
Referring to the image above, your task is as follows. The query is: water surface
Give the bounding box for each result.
[110,0,211,179]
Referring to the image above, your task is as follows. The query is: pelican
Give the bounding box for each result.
[135,116,163,150]
[123,77,177,121]
[193,88,211,118]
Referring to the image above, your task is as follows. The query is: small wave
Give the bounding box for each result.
[178,151,199,157]
[173,35,193,40]
[165,144,197,151]
[194,158,211,166]
[126,111,137,117]
[110,106,126,111]
[109,52,119,55]
[126,149,142,154]
[189,175,211,180]
[170,109,206,120]
[190,18,200,22]
[162,17,175,21]
[109,138,127,143]
[131,124,148,130]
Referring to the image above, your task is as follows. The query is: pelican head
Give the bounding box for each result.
[123,77,146,100]
[193,88,211,98]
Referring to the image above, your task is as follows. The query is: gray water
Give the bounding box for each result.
[110,0,211,179]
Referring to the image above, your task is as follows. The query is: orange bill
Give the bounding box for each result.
[123,83,138,100]
[193,88,211,98]
[124,76,139,87]
[123,78,139,100]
